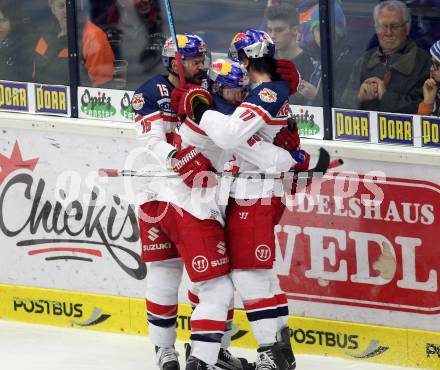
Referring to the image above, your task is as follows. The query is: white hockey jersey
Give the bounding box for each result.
[199,80,294,199]
[131,76,292,223]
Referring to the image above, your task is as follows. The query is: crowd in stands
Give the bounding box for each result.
[0,0,439,116]
[0,0,164,89]
[263,0,440,116]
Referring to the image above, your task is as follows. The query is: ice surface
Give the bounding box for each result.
[0,320,420,370]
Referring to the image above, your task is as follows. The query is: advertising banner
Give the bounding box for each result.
[277,174,439,315]
[334,109,371,142]
[421,116,440,148]
[77,87,134,122]
[0,80,70,116]
[332,108,429,147]
[34,84,69,116]
[291,105,324,139]
[0,127,146,297]
[377,113,413,145]
[0,81,29,112]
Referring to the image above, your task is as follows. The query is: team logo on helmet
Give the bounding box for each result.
[212,60,233,76]
[131,93,145,110]
[258,88,277,103]
[197,41,207,54]
[229,29,275,59]
[231,32,247,44]
[209,58,248,89]
[162,33,207,68]
[176,35,189,48]
[165,37,174,47]
[261,31,273,42]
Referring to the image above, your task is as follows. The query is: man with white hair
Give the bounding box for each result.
[342,0,431,114]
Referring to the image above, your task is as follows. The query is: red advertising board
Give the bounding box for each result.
[277,173,440,314]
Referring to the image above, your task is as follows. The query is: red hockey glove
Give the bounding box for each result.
[172,146,217,188]
[273,126,300,152]
[276,59,301,96]
[171,84,212,123]
[170,84,190,120]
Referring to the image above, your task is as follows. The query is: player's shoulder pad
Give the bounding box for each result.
[245,81,289,116]
[131,75,174,115]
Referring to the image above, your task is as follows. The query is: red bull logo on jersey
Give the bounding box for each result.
[131,93,144,110]
[259,88,277,103]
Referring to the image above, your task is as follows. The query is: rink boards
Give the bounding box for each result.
[0,284,439,369]
[0,113,439,369]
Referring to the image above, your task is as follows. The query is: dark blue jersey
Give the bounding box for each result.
[243,80,290,118]
[213,94,237,115]
[131,74,175,117]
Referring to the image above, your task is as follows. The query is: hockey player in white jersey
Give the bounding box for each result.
[170,29,307,370]
[180,57,298,370]
[132,34,236,370]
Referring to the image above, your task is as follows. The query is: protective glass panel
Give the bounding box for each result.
[0,0,69,85]
[263,0,323,107]
[75,0,282,91]
[335,0,440,116]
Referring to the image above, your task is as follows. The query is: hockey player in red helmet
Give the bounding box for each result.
[132,33,236,370]
[171,29,307,370]
[161,33,207,85]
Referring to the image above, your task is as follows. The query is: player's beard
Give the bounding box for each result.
[188,71,204,85]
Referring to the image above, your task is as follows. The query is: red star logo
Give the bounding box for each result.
[0,141,39,184]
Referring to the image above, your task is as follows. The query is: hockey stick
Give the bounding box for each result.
[163,0,186,86]
[99,149,342,179]
[306,147,330,179]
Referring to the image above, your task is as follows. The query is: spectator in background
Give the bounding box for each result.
[341,1,430,114]
[264,3,316,105]
[133,0,164,71]
[0,2,33,82]
[112,0,165,89]
[263,0,319,49]
[418,40,440,116]
[296,0,343,49]
[296,0,318,48]
[297,1,351,106]
[82,0,116,87]
[33,0,68,85]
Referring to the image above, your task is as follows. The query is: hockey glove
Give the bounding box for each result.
[292,149,310,172]
[276,59,301,96]
[170,84,190,120]
[273,126,300,152]
[171,84,213,123]
[286,149,312,195]
[172,145,217,188]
